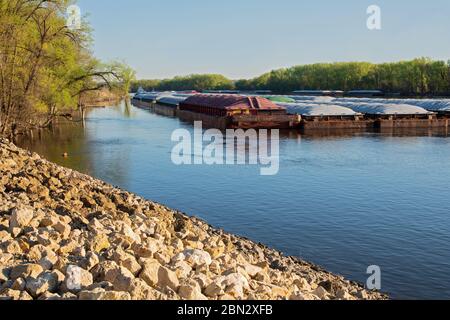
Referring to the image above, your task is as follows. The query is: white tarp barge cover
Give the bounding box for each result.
[156,95,188,106]
[328,102,433,115]
[336,98,450,112]
[287,96,435,115]
[277,102,359,116]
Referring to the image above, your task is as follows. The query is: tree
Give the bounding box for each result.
[0,0,131,137]
[113,62,136,97]
[131,59,450,97]
[231,59,450,95]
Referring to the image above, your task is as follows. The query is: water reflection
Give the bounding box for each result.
[16,120,91,173]
[15,103,135,183]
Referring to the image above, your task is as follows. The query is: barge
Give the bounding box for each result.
[277,102,368,131]
[131,93,450,131]
[178,94,300,129]
[131,92,159,108]
[156,95,186,107]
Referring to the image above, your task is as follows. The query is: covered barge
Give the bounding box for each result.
[178,94,300,129]
[327,102,447,128]
[277,102,368,130]
[131,92,450,131]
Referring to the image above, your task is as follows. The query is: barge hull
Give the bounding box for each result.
[131,99,153,109]
[231,114,300,129]
[153,104,177,117]
[177,110,230,129]
[132,98,450,130]
[375,118,450,128]
[177,110,299,129]
[300,119,372,130]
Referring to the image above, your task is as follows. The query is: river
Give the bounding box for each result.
[16,101,450,299]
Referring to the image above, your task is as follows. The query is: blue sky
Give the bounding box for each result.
[77,0,450,79]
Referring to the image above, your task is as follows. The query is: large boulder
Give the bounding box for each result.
[9,207,34,235]
[10,264,43,281]
[26,271,60,297]
[104,265,135,292]
[172,249,212,268]
[64,265,93,292]
[139,259,161,287]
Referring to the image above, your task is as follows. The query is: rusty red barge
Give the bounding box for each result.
[177,94,300,129]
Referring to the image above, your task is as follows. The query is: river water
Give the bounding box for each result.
[16,102,450,299]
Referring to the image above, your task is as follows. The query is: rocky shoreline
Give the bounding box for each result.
[0,139,386,300]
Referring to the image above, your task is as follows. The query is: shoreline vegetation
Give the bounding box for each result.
[0,1,134,138]
[131,58,450,96]
[0,139,386,300]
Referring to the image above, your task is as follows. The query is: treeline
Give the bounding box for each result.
[133,58,450,96]
[0,0,133,137]
[236,59,450,95]
[131,74,234,92]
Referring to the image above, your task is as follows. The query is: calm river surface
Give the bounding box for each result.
[16,102,450,299]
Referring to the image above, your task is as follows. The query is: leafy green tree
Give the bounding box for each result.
[0,0,131,136]
[236,59,449,95]
[113,62,136,97]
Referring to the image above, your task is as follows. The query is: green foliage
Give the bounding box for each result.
[238,59,450,95]
[131,74,234,92]
[135,59,450,96]
[112,62,136,97]
[0,0,132,136]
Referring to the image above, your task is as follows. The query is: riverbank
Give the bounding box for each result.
[0,139,386,300]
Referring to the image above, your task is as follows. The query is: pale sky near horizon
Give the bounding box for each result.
[77,0,450,80]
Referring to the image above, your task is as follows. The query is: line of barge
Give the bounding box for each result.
[131,94,450,131]
[133,94,300,129]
